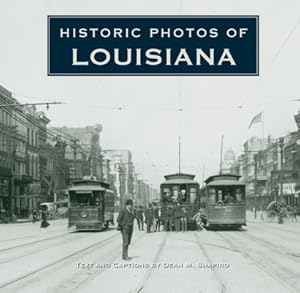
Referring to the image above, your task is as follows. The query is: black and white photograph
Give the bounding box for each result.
[0,1,299,292]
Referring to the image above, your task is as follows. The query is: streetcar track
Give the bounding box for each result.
[0,234,39,243]
[238,230,300,259]
[0,230,68,244]
[194,232,229,293]
[0,232,90,265]
[216,231,299,293]
[250,220,299,234]
[133,232,168,293]
[71,231,148,293]
[0,232,70,253]
[246,225,300,244]
[0,233,120,290]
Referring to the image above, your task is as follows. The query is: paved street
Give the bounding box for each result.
[0,217,299,293]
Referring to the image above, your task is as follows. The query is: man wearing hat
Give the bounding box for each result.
[117,199,135,260]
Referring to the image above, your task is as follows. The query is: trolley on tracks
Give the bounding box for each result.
[200,174,246,229]
[160,173,200,229]
[67,179,115,231]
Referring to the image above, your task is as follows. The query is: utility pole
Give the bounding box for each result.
[8,125,17,221]
[254,154,258,219]
[279,137,284,204]
[72,139,79,180]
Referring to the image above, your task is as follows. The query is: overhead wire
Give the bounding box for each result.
[240,18,300,108]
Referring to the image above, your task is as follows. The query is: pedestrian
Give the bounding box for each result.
[153,204,159,232]
[278,206,287,224]
[291,206,297,222]
[164,205,173,231]
[173,203,182,232]
[156,207,162,232]
[193,209,204,231]
[180,206,188,232]
[117,199,135,261]
[145,204,154,233]
[32,208,38,223]
[0,208,8,224]
[136,206,144,231]
[40,206,50,228]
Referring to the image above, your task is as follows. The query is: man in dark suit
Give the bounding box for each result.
[117,199,135,260]
[145,203,154,233]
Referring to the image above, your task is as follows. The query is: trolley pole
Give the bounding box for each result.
[178,136,181,174]
[219,135,224,175]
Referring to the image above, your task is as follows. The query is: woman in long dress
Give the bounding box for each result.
[40,207,50,228]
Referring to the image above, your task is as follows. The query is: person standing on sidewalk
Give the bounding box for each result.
[156,207,162,232]
[136,206,144,231]
[163,205,173,231]
[117,199,135,260]
[145,204,154,233]
[173,203,182,232]
[32,209,38,223]
[153,203,159,232]
[180,206,188,232]
[291,206,297,222]
[40,206,50,228]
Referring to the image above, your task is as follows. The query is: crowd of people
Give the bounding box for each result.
[265,203,298,223]
[132,202,206,233]
[116,200,206,260]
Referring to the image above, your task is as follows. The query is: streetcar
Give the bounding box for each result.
[67,179,115,231]
[160,173,200,229]
[200,174,246,229]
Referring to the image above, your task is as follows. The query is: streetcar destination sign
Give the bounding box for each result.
[48,16,259,76]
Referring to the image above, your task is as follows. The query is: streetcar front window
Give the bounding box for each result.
[209,188,217,204]
[69,192,93,207]
[162,187,172,203]
[190,187,197,203]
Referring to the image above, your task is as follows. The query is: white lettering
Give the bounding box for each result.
[145,49,162,65]
[196,48,214,65]
[72,48,89,66]
[90,48,111,66]
[174,49,193,66]
[60,28,69,38]
[217,48,236,66]
[114,48,132,66]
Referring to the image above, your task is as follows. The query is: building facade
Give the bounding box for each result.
[231,113,300,210]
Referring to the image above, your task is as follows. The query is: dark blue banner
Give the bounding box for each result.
[48,16,259,76]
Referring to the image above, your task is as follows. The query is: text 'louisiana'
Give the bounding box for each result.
[72,48,236,66]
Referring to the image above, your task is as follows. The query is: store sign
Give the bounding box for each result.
[282,183,296,195]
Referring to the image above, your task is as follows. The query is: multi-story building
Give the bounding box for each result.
[0,85,51,217]
[0,85,14,212]
[231,112,300,210]
[102,149,134,208]
[51,125,103,181]
[221,149,236,174]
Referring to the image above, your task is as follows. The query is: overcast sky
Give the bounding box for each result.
[0,0,300,186]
